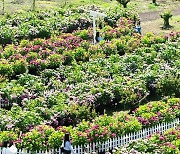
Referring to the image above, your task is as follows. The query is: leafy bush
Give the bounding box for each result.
[0,60,13,77]
[160,10,173,27]
[12,60,27,75]
[0,131,18,143]
[134,101,176,127]
[48,131,64,148]
[116,127,180,154]
[20,125,55,151]
[48,54,63,69]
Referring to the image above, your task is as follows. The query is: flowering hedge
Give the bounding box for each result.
[0,98,179,151]
[0,113,142,151]
[0,29,179,136]
[115,126,180,154]
[0,10,180,152]
[134,100,179,127]
[0,27,179,79]
[0,6,138,44]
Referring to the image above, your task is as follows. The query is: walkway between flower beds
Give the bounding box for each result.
[139,8,180,22]
[0,118,179,154]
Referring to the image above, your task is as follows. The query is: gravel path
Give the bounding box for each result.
[139,8,180,22]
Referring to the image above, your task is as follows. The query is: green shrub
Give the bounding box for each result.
[0,60,13,77]
[74,29,90,40]
[26,52,39,62]
[19,40,31,48]
[160,10,173,27]
[0,131,18,143]
[47,54,63,69]
[12,60,27,75]
[48,131,64,148]
[73,47,89,62]
[3,45,17,59]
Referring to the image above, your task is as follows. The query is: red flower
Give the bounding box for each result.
[171,131,176,135]
[147,135,151,139]
[87,139,91,142]
[148,105,152,108]
[111,133,116,138]
[159,136,165,141]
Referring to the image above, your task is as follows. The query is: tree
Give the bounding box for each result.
[152,0,156,4]
[116,0,130,8]
[2,0,5,14]
[32,0,36,11]
[160,10,173,28]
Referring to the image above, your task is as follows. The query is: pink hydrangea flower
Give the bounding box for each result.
[178,134,180,139]
[159,136,165,141]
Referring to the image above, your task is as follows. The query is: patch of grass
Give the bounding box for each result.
[141,15,180,35]
[130,0,180,13]
[0,0,179,15]
[171,15,180,31]
[148,3,160,11]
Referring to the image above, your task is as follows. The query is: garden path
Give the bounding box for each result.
[139,8,180,21]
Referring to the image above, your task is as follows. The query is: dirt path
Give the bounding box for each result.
[139,8,180,22]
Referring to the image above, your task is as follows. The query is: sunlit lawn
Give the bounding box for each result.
[141,15,180,35]
[0,0,179,15]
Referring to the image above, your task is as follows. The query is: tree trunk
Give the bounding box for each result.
[32,0,35,11]
[164,18,170,27]
[2,0,5,15]
[123,2,127,8]
[152,0,156,4]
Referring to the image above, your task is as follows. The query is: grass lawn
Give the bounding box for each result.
[141,15,180,35]
[0,0,179,15]
[130,0,180,13]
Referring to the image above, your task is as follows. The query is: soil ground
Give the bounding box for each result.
[140,8,180,22]
[139,8,180,35]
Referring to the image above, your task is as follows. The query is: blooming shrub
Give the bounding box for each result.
[0,6,179,151]
[116,127,180,154]
[20,125,55,151]
[0,131,18,144]
[168,98,180,117]
[48,131,64,148]
[134,101,176,127]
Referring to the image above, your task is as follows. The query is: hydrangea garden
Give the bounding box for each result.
[0,0,180,153]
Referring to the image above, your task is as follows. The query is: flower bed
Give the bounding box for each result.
[0,118,179,153]
[115,126,180,154]
[134,98,180,127]
[0,98,179,151]
[0,8,179,152]
[0,25,179,145]
[0,6,138,44]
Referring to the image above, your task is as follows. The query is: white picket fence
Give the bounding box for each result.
[0,118,179,154]
[0,99,10,107]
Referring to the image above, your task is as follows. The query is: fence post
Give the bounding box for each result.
[90,142,92,154]
[92,142,95,153]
